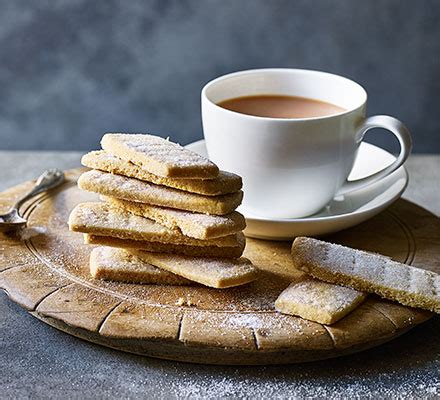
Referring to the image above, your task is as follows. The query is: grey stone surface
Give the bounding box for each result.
[0,152,439,398]
[0,0,439,153]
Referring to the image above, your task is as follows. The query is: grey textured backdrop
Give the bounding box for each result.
[0,0,439,152]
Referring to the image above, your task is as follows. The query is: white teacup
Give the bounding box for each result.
[201,68,412,219]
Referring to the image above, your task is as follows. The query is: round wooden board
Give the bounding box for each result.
[0,169,438,365]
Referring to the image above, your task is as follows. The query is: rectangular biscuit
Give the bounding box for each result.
[90,247,191,285]
[102,196,246,240]
[275,277,367,325]
[291,237,440,313]
[82,151,242,196]
[68,202,241,248]
[78,170,243,215]
[132,251,259,289]
[85,234,245,258]
[101,133,219,179]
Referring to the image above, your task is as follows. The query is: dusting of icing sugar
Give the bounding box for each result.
[278,278,365,313]
[17,226,47,240]
[162,373,440,399]
[102,133,217,169]
[220,313,266,329]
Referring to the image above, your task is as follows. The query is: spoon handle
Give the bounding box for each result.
[14,169,65,210]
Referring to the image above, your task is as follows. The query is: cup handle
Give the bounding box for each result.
[337,115,412,196]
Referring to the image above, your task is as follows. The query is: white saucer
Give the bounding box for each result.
[186,140,408,240]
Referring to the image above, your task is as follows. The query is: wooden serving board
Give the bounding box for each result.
[0,169,438,365]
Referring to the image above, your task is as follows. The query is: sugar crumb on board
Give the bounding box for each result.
[175,297,195,307]
[14,226,47,241]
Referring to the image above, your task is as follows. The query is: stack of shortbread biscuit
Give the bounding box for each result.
[68,133,258,289]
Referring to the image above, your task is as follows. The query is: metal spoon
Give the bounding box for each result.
[0,169,65,232]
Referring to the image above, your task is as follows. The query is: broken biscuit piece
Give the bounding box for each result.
[275,277,367,325]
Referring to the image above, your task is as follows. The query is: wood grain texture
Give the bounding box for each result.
[99,302,183,340]
[0,263,70,310]
[0,168,438,365]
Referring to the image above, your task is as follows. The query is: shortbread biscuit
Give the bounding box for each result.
[132,251,258,289]
[78,170,243,215]
[85,234,245,258]
[275,277,367,325]
[101,133,219,179]
[102,196,246,240]
[90,247,191,285]
[69,202,241,248]
[82,151,242,196]
[291,237,440,313]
